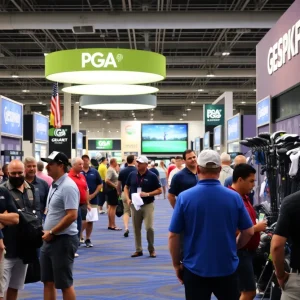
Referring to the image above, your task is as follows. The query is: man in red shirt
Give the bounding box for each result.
[68,157,90,254]
[229,164,267,300]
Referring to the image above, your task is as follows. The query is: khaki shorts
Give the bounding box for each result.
[121,192,131,217]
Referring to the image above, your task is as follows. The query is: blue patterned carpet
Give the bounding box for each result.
[19,199,267,299]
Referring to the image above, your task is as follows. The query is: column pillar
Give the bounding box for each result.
[63,83,72,125]
[73,102,80,132]
[24,105,31,114]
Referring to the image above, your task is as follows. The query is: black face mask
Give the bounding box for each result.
[9,176,25,188]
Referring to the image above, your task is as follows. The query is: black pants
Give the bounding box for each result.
[183,267,240,300]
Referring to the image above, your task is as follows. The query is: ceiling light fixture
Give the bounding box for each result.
[206,73,215,78]
[253,89,257,92]
[222,51,231,56]
[75,101,79,104]
[150,118,153,120]
[134,118,137,120]
[103,118,106,120]
[38,102,43,105]
[84,112,88,115]
[80,121,82,124]
[241,101,246,104]
[45,48,166,85]
[11,74,19,78]
[191,101,196,104]
[186,108,191,111]
[198,89,204,92]
[22,89,30,93]
[62,84,159,96]
[97,113,100,116]
[179,118,183,121]
[80,95,157,110]
[182,113,187,116]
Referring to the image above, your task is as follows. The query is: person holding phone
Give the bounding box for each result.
[124,156,162,258]
[229,164,267,300]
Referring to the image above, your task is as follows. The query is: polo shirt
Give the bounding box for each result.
[2,180,37,258]
[228,186,260,251]
[275,190,300,269]
[149,167,159,177]
[126,170,161,205]
[68,169,88,205]
[31,176,49,215]
[81,167,102,205]
[44,173,79,236]
[98,163,108,180]
[169,179,253,277]
[168,167,198,196]
[118,166,136,192]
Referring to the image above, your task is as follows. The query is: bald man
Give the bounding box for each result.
[224,155,255,205]
[2,160,39,300]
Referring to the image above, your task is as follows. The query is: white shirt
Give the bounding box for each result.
[168,167,184,186]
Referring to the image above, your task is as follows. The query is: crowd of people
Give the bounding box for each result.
[0,149,297,300]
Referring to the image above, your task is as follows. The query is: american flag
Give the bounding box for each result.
[50,82,62,128]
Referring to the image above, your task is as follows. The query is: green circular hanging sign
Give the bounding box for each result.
[45,48,166,85]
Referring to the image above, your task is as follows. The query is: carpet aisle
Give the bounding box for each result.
[19,199,267,299]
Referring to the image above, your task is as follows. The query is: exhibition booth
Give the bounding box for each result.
[23,112,49,161]
[0,96,23,164]
[88,138,122,162]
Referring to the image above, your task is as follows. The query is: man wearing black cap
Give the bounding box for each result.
[40,151,80,300]
[124,155,162,258]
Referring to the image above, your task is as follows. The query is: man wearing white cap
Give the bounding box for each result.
[169,150,254,300]
[124,156,162,258]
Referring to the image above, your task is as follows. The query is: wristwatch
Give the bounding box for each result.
[50,230,54,235]
[147,193,150,197]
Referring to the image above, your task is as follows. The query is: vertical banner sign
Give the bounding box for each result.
[121,121,141,157]
[203,132,210,149]
[34,113,49,142]
[194,137,200,151]
[214,125,222,146]
[204,104,224,127]
[49,125,72,158]
[227,114,241,142]
[0,97,23,137]
[256,96,271,128]
[76,132,83,150]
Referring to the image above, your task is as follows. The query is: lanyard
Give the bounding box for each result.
[46,175,66,208]
[136,171,147,187]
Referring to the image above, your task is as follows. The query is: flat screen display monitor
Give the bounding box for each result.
[141,123,188,154]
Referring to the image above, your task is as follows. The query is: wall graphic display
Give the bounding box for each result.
[96,139,113,150]
[256,96,271,128]
[227,114,241,142]
[0,97,23,137]
[141,123,188,154]
[214,125,222,146]
[34,113,49,142]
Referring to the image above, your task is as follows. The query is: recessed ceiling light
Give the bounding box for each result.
[75,101,79,104]
[80,122,82,124]
[182,113,187,116]
[97,113,100,116]
[191,101,196,104]
[186,108,191,111]
[150,113,154,116]
[198,89,204,92]
[253,89,257,92]
[107,121,110,124]
[206,73,215,78]
[84,112,88,115]
[87,130,90,132]
[222,51,231,56]
[179,118,183,121]
[22,89,30,93]
[134,118,136,120]
[79,108,82,110]
[11,74,19,78]
[103,118,106,120]
[38,102,43,104]
[116,130,119,132]
[97,130,99,132]
[241,101,246,104]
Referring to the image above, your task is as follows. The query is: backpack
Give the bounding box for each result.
[1,185,43,263]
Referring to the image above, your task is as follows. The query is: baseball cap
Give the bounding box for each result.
[136,156,149,164]
[41,151,69,165]
[197,150,221,168]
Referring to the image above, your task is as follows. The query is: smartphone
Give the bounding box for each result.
[259,213,265,222]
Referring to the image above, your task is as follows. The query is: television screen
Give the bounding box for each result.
[141,123,188,154]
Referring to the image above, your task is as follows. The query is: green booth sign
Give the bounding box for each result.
[204,104,224,127]
[96,139,113,150]
[45,48,166,85]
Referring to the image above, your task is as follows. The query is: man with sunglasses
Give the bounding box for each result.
[40,152,79,300]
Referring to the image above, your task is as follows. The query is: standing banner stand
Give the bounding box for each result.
[49,125,72,159]
[0,96,23,164]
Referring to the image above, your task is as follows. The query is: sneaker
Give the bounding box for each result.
[74,253,79,258]
[99,210,106,214]
[80,238,84,244]
[85,239,93,248]
[124,229,129,238]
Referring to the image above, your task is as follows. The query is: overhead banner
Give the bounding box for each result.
[204,104,224,127]
[227,114,241,142]
[34,113,49,142]
[0,96,23,138]
[49,125,72,158]
[214,125,222,146]
[256,96,271,128]
[76,132,83,150]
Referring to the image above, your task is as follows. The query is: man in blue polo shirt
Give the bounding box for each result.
[169,150,254,300]
[81,155,102,247]
[168,150,198,208]
[124,156,162,258]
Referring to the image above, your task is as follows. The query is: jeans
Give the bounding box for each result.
[183,267,240,300]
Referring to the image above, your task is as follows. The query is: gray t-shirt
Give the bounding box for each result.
[106,167,118,191]
[44,173,79,235]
